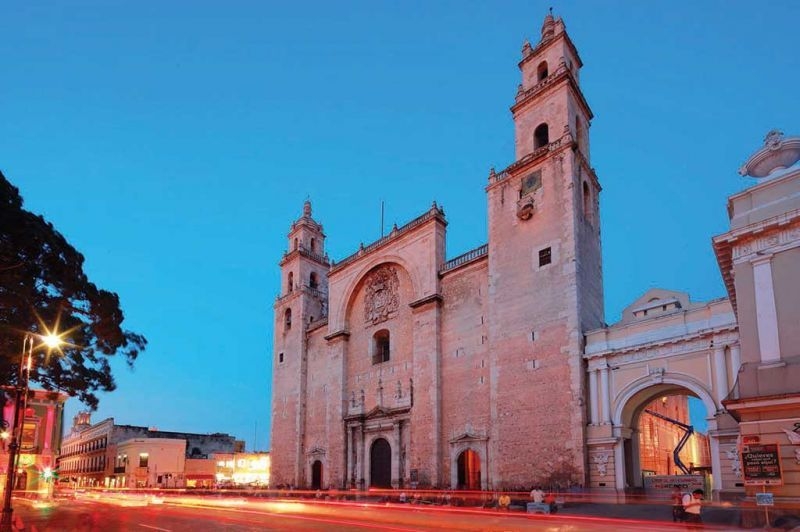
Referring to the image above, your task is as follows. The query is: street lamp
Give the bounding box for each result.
[1,331,63,531]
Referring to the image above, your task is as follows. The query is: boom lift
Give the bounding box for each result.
[643,408,695,475]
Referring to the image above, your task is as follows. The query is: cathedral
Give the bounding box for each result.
[271,13,603,490]
[270,12,800,504]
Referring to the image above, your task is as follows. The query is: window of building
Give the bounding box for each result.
[372,329,390,365]
[537,61,548,81]
[538,247,552,267]
[287,272,294,293]
[582,181,592,224]
[310,238,316,253]
[309,272,318,289]
[293,238,298,250]
[279,352,284,364]
[284,308,292,331]
[139,453,149,468]
[534,123,549,149]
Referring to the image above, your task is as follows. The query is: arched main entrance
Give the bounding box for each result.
[457,449,481,490]
[311,460,323,490]
[370,438,392,488]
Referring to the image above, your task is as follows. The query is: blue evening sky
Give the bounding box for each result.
[2,2,798,446]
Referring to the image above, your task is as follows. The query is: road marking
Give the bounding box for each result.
[139,525,172,531]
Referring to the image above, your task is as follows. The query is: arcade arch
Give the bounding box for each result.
[612,378,716,491]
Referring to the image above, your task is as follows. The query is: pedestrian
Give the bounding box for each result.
[671,485,685,522]
[498,492,511,511]
[530,485,544,503]
[682,489,704,529]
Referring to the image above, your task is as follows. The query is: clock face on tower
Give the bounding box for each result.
[521,170,542,197]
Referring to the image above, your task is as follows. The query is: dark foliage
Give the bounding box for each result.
[0,170,146,410]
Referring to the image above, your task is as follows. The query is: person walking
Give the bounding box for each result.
[682,489,704,529]
[671,485,685,522]
[530,486,544,503]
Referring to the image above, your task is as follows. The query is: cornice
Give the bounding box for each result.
[408,293,443,309]
[324,329,350,342]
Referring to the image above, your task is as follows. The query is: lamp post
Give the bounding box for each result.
[1,331,63,531]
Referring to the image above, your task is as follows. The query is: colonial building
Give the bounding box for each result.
[0,389,68,495]
[718,131,800,505]
[58,412,239,487]
[271,13,603,491]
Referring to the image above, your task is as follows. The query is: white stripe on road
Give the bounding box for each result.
[139,525,172,531]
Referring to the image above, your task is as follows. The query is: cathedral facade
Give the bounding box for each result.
[270,14,604,490]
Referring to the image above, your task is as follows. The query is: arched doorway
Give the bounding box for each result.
[457,449,481,490]
[311,460,323,490]
[616,381,715,490]
[370,438,392,488]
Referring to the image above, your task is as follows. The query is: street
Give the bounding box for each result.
[9,494,735,531]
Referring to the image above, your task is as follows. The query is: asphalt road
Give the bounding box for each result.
[11,495,730,531]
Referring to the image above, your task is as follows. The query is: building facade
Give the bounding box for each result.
[271,13,603,491]
[269,14,800,505]
[58,412,238,487]
[111,438,186,488]
[717,131,800,505]
[0,389,68,495]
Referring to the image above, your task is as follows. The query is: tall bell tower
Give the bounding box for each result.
[484,12,604,486]
[270,200,329,487]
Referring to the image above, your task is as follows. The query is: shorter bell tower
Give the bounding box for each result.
[270,200,330,487]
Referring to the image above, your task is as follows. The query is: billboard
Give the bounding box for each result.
[741,443,783,486]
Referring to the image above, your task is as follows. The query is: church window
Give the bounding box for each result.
[534,123,549,149]
[575,116,583,151]
[537,61,548,81]
[284,308,292,331]
[294,238,298,250]
[538,247,552,267]
[287,272,294,293]
[310,272,318,289]
[372,329,390,365]
[279,352,284,364]
[310,238,316,253]
[582,181,592,224]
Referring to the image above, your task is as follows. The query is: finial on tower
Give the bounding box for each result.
[541,9,555,40]
[303,198,312,218]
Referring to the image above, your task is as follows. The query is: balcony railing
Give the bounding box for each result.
[440,244,488,274]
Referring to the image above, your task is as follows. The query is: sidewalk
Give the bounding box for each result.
[557,501,742,528]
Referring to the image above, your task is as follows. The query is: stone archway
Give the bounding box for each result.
[611,377,716,491]
[456,449,481,490]
[370,438,392,488]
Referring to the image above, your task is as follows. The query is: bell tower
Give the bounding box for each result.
[270,200,330,487]
[484,13,604,486]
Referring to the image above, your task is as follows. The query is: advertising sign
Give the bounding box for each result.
[742,443,783,486]
[643,474,705,493]
[756,492,774,506]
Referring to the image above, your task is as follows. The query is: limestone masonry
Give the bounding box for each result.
[271,13,603,491]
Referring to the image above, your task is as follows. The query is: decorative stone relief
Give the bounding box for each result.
[724,447,742,478]
[649,367,665,383]
[592,452,609,476]
[364,266,400,325]
[732,223,800,261]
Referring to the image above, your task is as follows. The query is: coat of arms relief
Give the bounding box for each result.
[364,266,400,325]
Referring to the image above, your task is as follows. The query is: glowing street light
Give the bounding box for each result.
[1,330,65,531]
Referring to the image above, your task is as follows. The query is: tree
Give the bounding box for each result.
[0,170,146,410]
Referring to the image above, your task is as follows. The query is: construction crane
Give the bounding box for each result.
[644,408,695,475]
